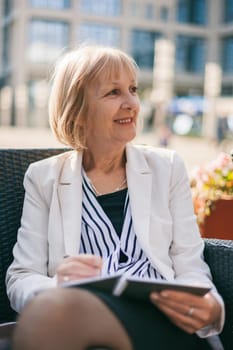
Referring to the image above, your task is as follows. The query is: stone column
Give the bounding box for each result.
[203,62,222,140]
[151,38,175,131]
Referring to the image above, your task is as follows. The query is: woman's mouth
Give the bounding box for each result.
[114,118,132,124]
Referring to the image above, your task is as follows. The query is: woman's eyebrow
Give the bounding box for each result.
[108,79,136,85]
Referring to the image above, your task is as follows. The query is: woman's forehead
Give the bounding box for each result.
[94,66,137,85]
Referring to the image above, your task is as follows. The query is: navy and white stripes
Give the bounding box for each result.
[80,170,164,281]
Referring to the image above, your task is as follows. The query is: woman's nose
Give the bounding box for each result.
[121,94,139,110]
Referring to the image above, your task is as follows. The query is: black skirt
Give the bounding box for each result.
[91,290,213,350]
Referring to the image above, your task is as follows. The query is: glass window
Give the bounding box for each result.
[80,0,121,16]
[28,19,69,63]
[176,0,207,25]
[160,7,169,21]
[176,35,206,73]
[29,0,70,9]
[144,3,155,20]
[222,37,233,72]
[131,30,161,69]
[177,0,188,23]
[3,0,12,16]
[222,85,233,96]
[224,0,233,23]
[2,25,11,69]
[78,23,120,47]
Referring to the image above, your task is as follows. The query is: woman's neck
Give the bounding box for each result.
[82,147,126,174]
[82,146,127,196]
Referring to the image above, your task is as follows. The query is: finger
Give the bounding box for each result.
[155,302,201,331]
[152,298,206,332]
[155,290,205,306]
[150,290,220,333]
[60,256,102,274]
[151,294,204,324]
[77,254,103,267]
[57,260,102,285]
[157,292,217,326]
[150,293,204,321]
[59,260,101,276]
[65,254,103,268]
[57,267,101,285]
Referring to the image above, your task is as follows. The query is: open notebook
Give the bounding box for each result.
[62,273,211,301]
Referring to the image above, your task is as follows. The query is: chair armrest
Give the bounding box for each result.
[0,322,16,339]
[204,239,233,350]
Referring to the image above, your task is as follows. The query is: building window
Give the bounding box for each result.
[222,37,233,72]
[224,0,233,23]
[2,25,11,69]
[80,0,121,16]
[29,0,70,9]
[3,0,12,16]
[28,19,69,63]
[78,23,120,47]
[176,0,207,25]
[176,35,206,73]
[160,6,169,21]
[222,84,233,96]
[131,30,161,69]
[144,3,155,20]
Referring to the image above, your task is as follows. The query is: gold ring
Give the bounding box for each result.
[187,307,194,316]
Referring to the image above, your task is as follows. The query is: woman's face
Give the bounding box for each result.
[84,67,140,150]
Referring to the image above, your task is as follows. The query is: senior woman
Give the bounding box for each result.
[7,46,223,350]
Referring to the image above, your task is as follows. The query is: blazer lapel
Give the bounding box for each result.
[57,146,152,256]
[126,144,152,248]
[58,151,83,256]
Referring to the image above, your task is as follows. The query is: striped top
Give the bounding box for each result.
[80,170,164,281]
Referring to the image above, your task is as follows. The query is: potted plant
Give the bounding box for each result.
[190,152,233,239]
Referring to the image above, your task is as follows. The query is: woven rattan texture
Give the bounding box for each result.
[0,148,69,323]
[204,239,233,350]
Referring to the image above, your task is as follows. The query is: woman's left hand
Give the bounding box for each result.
[150,290,221,334]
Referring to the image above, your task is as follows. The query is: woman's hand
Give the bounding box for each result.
[56,254,103,286]
[150,290,221,334]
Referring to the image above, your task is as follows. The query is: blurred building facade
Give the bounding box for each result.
[0,0,233,127]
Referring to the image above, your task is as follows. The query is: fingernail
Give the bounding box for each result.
[150,293,159,300]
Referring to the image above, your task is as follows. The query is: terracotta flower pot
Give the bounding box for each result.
[199,198,233,240]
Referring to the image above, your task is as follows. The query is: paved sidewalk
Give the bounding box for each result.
[0,126,221,173]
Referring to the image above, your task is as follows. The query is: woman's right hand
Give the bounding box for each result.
[56,254,103,285]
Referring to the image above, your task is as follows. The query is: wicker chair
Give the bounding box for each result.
[0,149,233,349]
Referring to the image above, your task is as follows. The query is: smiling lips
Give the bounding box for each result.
[114,118,133,124]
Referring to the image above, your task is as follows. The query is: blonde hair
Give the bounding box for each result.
[49,45,138,150]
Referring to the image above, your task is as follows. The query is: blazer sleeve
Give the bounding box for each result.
[168,152,225,337]
[6,164,57,313]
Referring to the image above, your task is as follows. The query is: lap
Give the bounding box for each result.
[89,289,212,350]
[12,287,213,350]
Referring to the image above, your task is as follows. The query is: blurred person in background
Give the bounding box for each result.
[6,45,224,350]
[217,117,228,144]
[158,124,172,148]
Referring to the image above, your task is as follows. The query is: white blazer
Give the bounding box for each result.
[6,144,224,336]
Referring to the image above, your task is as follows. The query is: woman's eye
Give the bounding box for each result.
[130,86,138,94]
[108,89,119,96]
